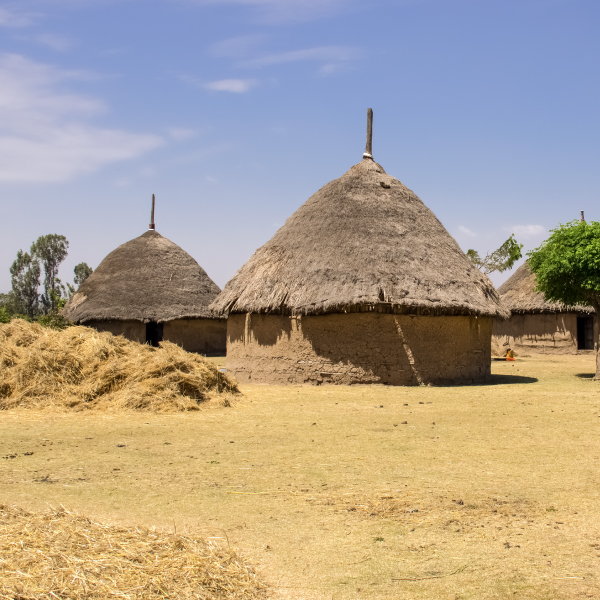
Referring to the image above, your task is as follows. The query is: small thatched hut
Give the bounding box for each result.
[211,111,509,385]
[64,199,226,353]
[492,262,596,355]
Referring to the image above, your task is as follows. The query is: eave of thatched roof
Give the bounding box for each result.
[211,158,509,319]
[497,262,595,315]
[63,230,224,323]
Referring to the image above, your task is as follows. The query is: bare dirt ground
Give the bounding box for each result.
[1,355,600,599]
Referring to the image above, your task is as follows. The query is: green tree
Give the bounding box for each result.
[466,234,523,275]
[31,234,69,313]
[9,250,41,318]
[528,220,600,379]
[74,262,93,287]
[0,292,18,315]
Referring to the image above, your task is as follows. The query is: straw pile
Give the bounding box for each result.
[0,319,238,411]
[0,504,265,599]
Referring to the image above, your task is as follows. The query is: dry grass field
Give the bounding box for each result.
[1,354,600,599]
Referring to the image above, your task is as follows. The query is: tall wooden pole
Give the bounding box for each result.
[149,194,156,230]
[581,210,585,222]
[363,108,373,159]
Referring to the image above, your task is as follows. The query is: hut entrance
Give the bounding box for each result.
[146,321,163,347]
[577,317,594,350]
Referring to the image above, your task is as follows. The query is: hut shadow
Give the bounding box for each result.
[575,373,595,380]
[486,374,538,385]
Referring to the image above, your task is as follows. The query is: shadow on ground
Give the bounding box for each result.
[575,373,596,380]
[487,374,538,385]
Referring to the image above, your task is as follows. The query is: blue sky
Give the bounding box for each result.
[1,0,599,293]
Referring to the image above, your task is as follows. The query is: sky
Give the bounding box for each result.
[1,0,599,294]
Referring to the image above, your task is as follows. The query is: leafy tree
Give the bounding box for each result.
[74,262,93,287]
[9,250,41,318]
[467,234,523,275]
[528,220,600,379]
[31,234,69,313]
[0,292,18,315]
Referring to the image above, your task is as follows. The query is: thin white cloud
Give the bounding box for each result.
[35,33,73,51]
[183,0,360,24]
[210,34,267,58]
[0,6,38,27]
[509,224,546,239]
[166,127,197,140]
[0,53,162,183]
[240,45,360,69]
[457,225,477,237]
[205,78,257,93]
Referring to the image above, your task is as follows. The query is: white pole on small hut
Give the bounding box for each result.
[149,194,156,230]
[363,108,373,160]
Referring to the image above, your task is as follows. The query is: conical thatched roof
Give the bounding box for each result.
[497,262,595,315]
[211,157,509,319]
[64,230,223,323]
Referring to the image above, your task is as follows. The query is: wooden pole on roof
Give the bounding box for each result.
[363,108,373,159]
[581,210,585,222]
[149,194,156,230]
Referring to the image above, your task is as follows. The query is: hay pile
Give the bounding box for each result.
[0,505,265,599]
[0,319,238,411]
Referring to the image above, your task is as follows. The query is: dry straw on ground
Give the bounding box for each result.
[0,504,265,600]
[0,319,238,411]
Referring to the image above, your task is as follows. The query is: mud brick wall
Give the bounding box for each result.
[163,318,226,354]
[85,318,227,354]
[226,312,492,385]
[493,313,597,355]
[86,320,146,344]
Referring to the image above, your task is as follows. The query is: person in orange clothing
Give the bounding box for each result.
[505,348,515,361]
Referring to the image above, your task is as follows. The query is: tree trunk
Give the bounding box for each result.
[593,301,600,381]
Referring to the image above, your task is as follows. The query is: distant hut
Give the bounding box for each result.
[64,196,226,354]
[211,110,509,385]
[492,262,596,355]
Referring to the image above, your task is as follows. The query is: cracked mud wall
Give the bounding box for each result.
[226,312,492,385]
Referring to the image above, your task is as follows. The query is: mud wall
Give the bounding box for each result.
[85,318,227,354]
[226,312,493,385]
[492,313,595,355]
[85,320,145,344]
[163,318,227,354]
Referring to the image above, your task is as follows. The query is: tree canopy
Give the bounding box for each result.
[5,234,90,324]
[466,234,523,275]
[74,262,93,287]
[528,220,600,378]
[9,250,41,318]
[31,234,69,313]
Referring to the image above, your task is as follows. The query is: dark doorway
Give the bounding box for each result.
[577,317,594,350]
[146,321,163,347]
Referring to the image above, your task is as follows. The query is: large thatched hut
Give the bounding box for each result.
[211,111,509,385]
[64,201,226,353]
[492,262,596,355]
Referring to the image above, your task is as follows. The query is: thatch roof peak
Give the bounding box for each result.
[64,229,223,323]
[497,262,595,315]
[211,154,509,319]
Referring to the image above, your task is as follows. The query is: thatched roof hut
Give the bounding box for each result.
[497,262,594,314]
[493,262,596,354]
[64,201,226,353]
[212,110,507,385]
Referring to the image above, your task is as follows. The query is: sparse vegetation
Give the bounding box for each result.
[1,355,599,598]
[467,233,523,274]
